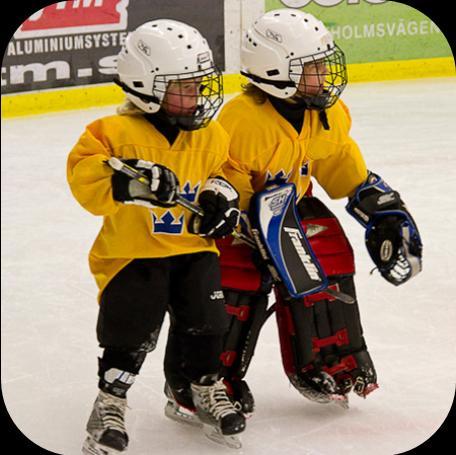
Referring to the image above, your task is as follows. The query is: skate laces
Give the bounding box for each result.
[201,380,238,420]
[97,391,127,434]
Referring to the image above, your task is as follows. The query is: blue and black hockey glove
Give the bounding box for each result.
[347,172,422,286]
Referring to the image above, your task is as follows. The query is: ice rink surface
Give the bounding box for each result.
[2,77,456,455]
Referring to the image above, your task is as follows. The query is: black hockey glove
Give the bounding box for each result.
[111,159,179,208]
[189,177,240,238]
[346,172,422,286]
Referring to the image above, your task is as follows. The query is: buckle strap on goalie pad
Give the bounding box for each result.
[220,350,237,367]
[322,355,357,376]
[312,328,349,352]
[303,283,339,307]
[225,304,250,321]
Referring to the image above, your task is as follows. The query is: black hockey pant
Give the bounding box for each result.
[96,253,229,394]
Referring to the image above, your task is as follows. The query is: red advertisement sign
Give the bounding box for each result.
[15,0,129,38]
[3,0,225,94]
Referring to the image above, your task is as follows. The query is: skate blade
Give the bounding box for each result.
[82,436,123,455]
[202,424,242,450]
[296,387,349,407]
[164,401,202,427]
[330,394,350,409]
[296,388,333,404]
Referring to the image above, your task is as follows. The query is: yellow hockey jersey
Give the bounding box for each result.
[218,93,368,211]
[67,113,230,297]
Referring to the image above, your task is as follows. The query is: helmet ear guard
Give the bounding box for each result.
[241,9,347,109]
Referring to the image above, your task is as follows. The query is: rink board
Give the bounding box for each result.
[2,57,455,118]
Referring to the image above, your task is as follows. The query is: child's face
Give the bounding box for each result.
[162,78,201,116]
[297,59,327,96]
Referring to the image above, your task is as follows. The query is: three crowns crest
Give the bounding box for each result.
[151,181,200,235]
[180,181,200,203]
[152,211,185,235]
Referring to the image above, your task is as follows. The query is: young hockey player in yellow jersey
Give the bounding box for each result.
[67,20,245,454]
[216,9,422,412]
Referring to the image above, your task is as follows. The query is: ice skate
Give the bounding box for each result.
[164,382,202,427]
[82,390,128,455]
[191,377,246,449]
[224,378,255,417]
[289,371,348,407]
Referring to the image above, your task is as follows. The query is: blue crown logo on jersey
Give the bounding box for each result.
[180,181,200,203]
[265,169,291,186]
[152,211,184,235]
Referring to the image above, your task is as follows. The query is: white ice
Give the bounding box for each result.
[2,77,456,455]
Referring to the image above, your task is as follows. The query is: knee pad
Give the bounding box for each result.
[298,196,355,276]
[275,275,378,398]
[217,237,266,292]
[219,290,270,380]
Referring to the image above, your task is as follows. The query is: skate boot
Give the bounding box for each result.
[164,382,202,427]
[82,390,128,454]
[191,376,246,449]
[224,378,255,417]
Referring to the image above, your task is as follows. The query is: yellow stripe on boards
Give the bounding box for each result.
[1,84,125,118]
[347,57,455,82]
[2,57,454,118]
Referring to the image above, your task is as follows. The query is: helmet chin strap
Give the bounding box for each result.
[285,94,308,108]
[291,89,331,110]
[162,105,206,131]
[240,71,295,90]
[113,77,160,106]
[115,78,205,130]
[283,92,331,130]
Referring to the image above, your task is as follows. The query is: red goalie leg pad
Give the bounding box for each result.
[216,236,262,292]
[298,197,355,277]
[275,275,379,398]
[275,296,298,376]
[275,288,315,377]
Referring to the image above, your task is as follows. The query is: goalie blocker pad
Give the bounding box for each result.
[250,184,328,298]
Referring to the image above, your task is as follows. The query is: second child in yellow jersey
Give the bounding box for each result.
[68,20,245,454]
[216,9,422,414]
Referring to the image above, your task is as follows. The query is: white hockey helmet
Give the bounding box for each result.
[116,19,223,129]
[241,9,347,109]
